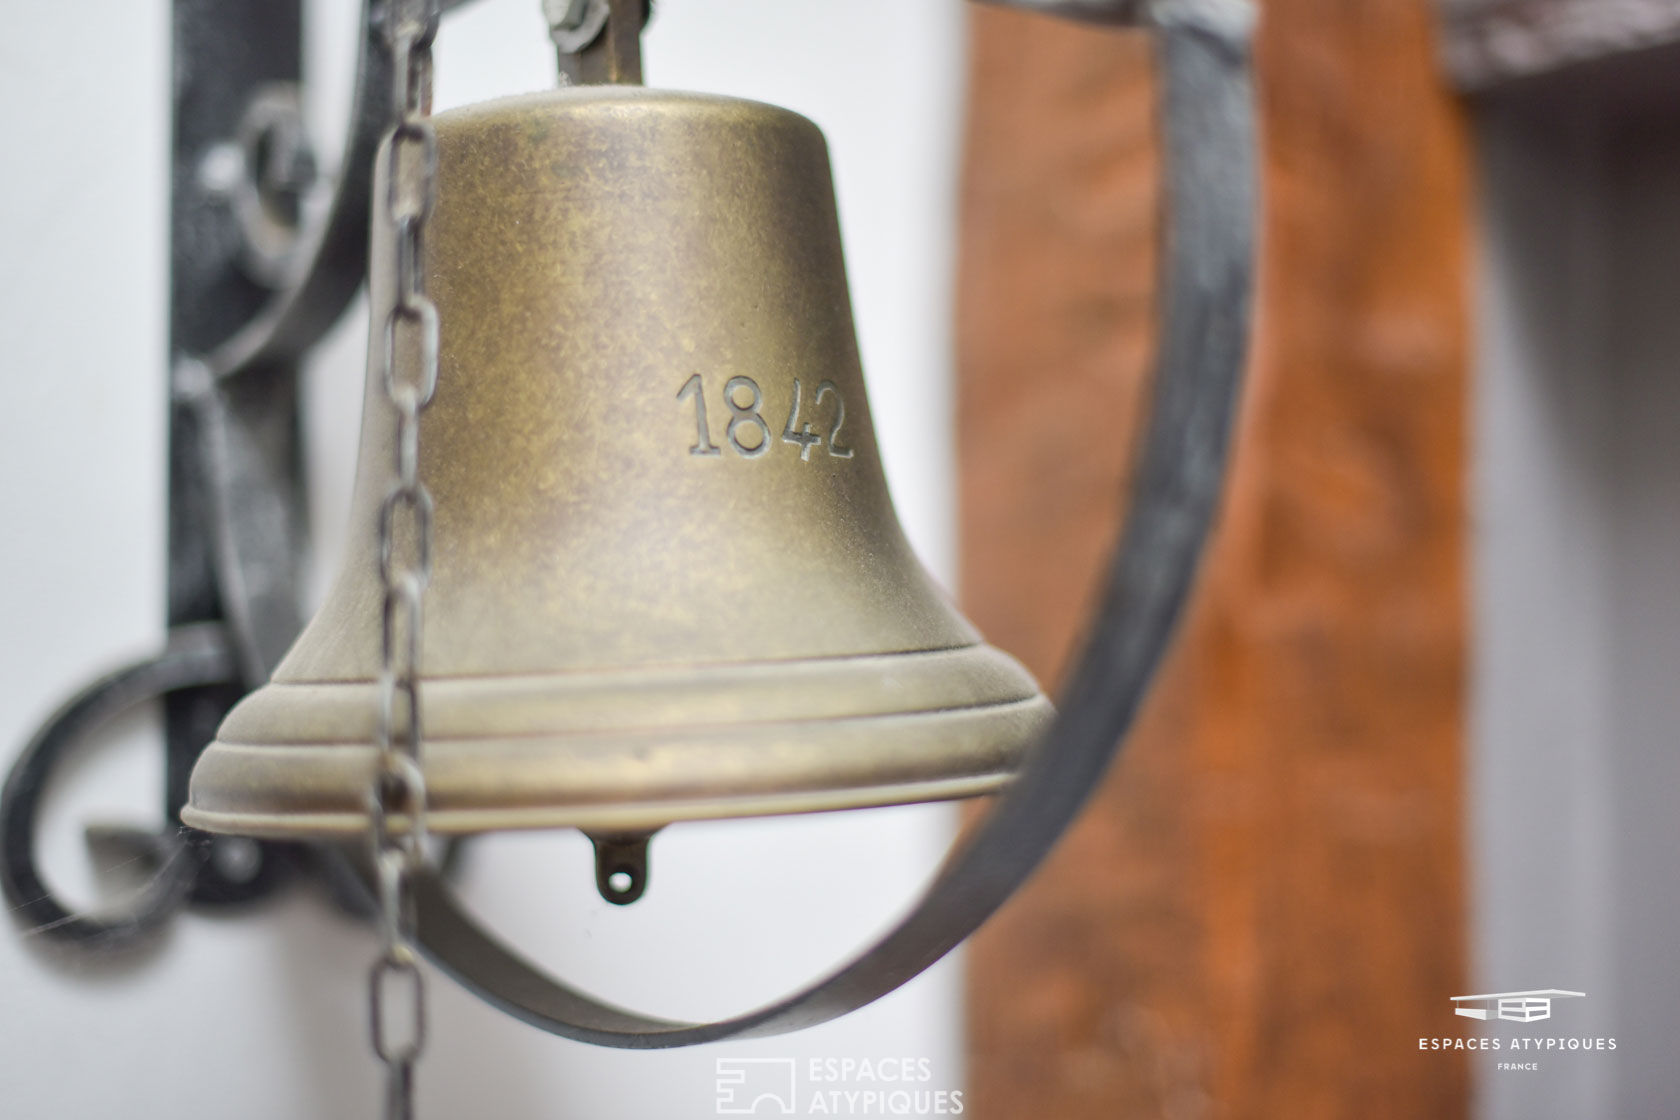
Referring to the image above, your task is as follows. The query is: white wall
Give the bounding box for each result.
[1470,50,1680,1120]
[0,2,968,1116]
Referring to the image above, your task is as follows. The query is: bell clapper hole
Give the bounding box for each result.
[588,832,654,906]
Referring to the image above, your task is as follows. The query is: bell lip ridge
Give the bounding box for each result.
[182,649,1054,838]
[238,643,1041,744]
[178,767,1025,840]
[182,696,1052,838]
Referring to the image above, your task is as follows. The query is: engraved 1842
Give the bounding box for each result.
[677,373,854,461]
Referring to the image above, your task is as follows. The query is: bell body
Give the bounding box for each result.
[184,88,1051,838]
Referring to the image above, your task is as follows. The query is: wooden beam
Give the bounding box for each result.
[958,2,1472,1115]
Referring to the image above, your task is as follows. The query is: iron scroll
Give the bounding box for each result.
[0,626,240,949]
[0,0,390,943]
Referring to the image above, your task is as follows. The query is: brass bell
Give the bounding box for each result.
[182,88,1052,842]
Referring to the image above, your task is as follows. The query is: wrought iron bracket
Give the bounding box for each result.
[0,0,391,944]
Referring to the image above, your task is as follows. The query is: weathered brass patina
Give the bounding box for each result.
[183,88,1051,838]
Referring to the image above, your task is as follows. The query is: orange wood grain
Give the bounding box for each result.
[958,3,1472,1117]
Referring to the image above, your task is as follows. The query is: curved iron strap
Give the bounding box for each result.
[404,0,1258,1046]
[194,0,485,384]
[0,626,241,950]
[195,1,388,385]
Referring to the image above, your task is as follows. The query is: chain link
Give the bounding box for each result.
[368,3,440,1118]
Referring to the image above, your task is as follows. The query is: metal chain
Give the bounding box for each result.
[367,2,440,1119]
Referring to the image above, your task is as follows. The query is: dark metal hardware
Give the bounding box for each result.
[0,0,488,949]
[0,625,241,950]
[589,833,654,906]
[3,0,359,943]
[548,0,652,85]
[168,0,307,913]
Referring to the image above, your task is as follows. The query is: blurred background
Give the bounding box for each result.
[2,0,1678,1117]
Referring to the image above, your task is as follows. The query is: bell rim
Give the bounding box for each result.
[235,643,1035,743]
[182,692,1051,838]
[179,768,1024,840]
